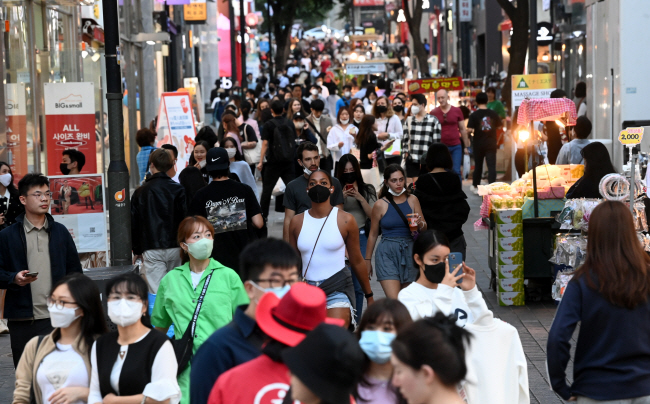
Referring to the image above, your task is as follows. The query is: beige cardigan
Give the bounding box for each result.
[13,332,92,404]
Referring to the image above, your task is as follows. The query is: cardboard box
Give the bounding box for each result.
[498,292,525,306]
[495,209,522,224]
[498,237,523,252]
[498,278,525,292]
[498,264,524,279]
[498,251,524,265]
[497,223,523,238]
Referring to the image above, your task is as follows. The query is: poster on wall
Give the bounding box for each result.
[44,82,97,176]
[155,92,197,181]
[5,83,28,181]
[49,174,108,254]
[511,74,556,107]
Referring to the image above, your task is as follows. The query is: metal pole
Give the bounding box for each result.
[240,0,247,90]
[630,146,635,213]
[528,0,538,74]
[530,120,538,218]
[267,3,274,77]
[103,0,133,266]
[229,0,237,84]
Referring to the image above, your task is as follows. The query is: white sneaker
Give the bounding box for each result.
[469,185,479,194]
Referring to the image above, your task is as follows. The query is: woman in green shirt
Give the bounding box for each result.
[151,215,249,404]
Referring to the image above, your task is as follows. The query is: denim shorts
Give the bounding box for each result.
[304,280,352,309]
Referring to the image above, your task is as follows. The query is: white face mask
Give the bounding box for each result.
[388,187,406,197]
[344,91,351,98]
[311,89,319,96]
[410,105,421,115]
[341,119,349,125]
[48,305,81,329]
[0,173,11,187]
[226,148,237,158]
[108,299,143,327]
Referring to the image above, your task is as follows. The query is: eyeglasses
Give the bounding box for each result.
[28,192,53,199]
[254,277,299,288]
[47,297,77,310]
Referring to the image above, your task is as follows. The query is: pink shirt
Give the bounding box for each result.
[356,377,398,403]
[431,106,464,146]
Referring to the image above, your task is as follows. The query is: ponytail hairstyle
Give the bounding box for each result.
[391,312,471,387]
[378,164,409,200]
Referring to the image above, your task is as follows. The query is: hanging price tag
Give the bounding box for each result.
[619,127,644,145]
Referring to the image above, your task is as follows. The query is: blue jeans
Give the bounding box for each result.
[350,229,368,324]
[447,143,462,179]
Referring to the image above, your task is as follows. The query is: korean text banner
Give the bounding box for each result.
[511,74,556,107]
[5,83,28,181]
[44,82,97,175]
[156,92,197,181]
[407,77,464,94]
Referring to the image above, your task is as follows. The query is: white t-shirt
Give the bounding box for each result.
[190,270,205,289]
[37,343,88,404]
[88,331,180,404]
[398,283,489,327]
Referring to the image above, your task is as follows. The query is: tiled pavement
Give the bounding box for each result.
[0,181,574,403]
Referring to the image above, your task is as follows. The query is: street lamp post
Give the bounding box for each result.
[102,0,132,266]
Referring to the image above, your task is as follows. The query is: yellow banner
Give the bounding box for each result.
[619,127,644,145]
[512,74,556,91]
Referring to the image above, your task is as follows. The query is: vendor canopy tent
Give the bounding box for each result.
[516,98,577,217]
[517,98,578,125]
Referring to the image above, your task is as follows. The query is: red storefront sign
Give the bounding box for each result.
[44,82,97,175]
[407,77,464,94]
[353,0,384,5]
[5,83,28,181]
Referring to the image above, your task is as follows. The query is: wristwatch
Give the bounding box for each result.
[365,292,374,299]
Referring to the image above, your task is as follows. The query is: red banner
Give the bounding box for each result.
[353,0,384,5]
[44,83,97,175]
[5,83,28,181]
[407,77,464,94]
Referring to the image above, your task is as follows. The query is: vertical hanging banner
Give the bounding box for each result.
[44,83,97,175]
[155,92,197,181]
[5,83,28,181]
[459,0,472,22]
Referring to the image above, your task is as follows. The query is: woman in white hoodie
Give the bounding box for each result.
[327,107,357,173]
[397,230,487,327]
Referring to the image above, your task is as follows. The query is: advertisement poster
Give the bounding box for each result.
[49,174,108,254]
[346,63,386,75]
[406,77,464,94]
[511,74,556,107]
[5,83,28,181]
[156,92,197,181]
[44,82,97,175]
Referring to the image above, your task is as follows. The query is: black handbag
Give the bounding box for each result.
[172,269,213,376]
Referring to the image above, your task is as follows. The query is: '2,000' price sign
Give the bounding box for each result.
[619,127,644,145]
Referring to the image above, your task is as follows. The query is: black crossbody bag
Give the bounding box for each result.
[172,270,213,376]
[387,197,419,240]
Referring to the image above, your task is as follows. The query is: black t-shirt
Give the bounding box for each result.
[467,108,501,148]
[359,134,380,170]
[283,174,345,214]
[261,117,295,164]
[189,179,262,275]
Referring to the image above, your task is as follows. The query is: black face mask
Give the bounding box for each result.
[342,172,356,184]
[423,262,446,284]
[60,163,71,175]
[307,185,331,203]
[393,105,404,113]
[269,86,276,93]
[376,105,388,114]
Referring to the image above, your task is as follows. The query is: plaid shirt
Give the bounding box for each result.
[402,115,441,163]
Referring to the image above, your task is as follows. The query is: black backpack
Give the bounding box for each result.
[271,120,297,163]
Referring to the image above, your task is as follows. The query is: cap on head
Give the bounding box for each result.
[205,147,230,171]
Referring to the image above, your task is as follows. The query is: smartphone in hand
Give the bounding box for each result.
[344,184,354,192]
[448,253,463,284]
[25,272,39,278]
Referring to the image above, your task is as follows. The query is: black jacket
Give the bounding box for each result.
[414,172,470,241]
[0,188,25,231]
[131,172,187,255]
[0,213,82,319]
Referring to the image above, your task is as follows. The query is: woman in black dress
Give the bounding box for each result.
[0,162,24,230]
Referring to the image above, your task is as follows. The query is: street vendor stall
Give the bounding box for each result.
[478,98,578,305]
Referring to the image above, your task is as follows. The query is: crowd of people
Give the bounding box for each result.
[0,41,646,404]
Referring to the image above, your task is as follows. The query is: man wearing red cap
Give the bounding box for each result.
[207,283,344,404]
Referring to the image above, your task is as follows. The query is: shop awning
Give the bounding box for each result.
[498,19,512,31]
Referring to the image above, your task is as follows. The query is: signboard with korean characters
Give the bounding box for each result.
[156,92,197,182]
[44,82,97,175]
[406,77,464,94]
[5,83,28,180]
[346,63,386,75]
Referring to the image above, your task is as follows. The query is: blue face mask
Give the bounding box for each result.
[251,281,291,299]
[359,330,396,364]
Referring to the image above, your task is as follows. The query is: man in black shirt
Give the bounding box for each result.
[189,147,264,275]
[282,142,344,241]
[257,100,297,218]
[467,92,502,192]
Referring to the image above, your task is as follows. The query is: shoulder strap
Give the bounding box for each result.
[242,123,250,142]
[306,119,327,144]
[189,270,214,337]
[302,208,334,280]
[429,173,443,192]
[388,197,410,230]
[384,116,390,132]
